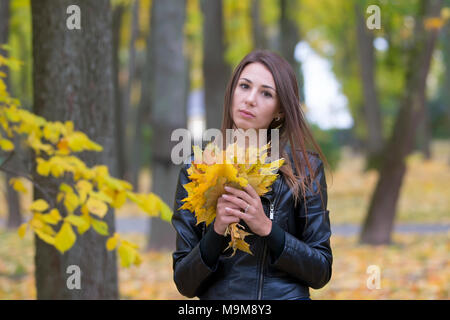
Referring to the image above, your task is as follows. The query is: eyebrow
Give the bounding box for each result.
[240,77,276,92]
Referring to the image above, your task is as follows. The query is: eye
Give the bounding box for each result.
[262,91,272,98]
[239,83,249,89]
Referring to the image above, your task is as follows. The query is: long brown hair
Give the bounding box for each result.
[220,49,331,210]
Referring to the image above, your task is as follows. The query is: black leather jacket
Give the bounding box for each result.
[171,149,333,300]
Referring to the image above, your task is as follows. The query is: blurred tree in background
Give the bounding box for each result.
[30,0,119,299]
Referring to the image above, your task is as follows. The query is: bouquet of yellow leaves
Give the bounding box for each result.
[179,142,284,256]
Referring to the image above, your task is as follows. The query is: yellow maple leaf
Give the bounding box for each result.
[181,142,284,255]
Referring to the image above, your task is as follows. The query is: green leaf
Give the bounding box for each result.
[91,218,109,236]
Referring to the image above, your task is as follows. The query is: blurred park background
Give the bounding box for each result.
[0,0,449,299]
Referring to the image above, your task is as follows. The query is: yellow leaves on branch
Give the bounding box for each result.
[180,142,284,256]
[0,54,172,268]
[8,178,27,194]
[15,154,170,266]
[424,7,450,30]
[106,233,142,267]
[0,137,14,151]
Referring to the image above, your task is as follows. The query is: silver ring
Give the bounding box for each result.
[244,204,250,214]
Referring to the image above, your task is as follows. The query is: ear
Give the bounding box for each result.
[274,110,284,121]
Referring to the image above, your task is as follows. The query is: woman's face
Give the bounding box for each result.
[231,62,282,131]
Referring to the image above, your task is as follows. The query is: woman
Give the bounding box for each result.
[172,50,333,300]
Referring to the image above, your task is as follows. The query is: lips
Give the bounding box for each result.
[239,109,255,118]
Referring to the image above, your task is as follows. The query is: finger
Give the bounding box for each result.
[224,186,253,204]
[221,194,249,211]
[225,207,246,221]
[217,205,239,217]
[243,183,259,199]
[223,216,240,224]
[218,198,240,210]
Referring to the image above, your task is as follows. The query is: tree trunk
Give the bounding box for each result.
[31,0,118,299]
[123,0,139,183]
[0,0,10,78]
[112,4,127,180]
[359,0,442,245]
[280,0,304,103]
[418,101,432,159]
[147,0,187,251]
[202,0,230,130]
[354,1,384,169]
[0,0,23,229]
[130,2,152,191]
[440,9,450,142]
[251,0,268,50]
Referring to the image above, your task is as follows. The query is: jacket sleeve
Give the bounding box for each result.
[270,159,333,289]
[171,163,220,298]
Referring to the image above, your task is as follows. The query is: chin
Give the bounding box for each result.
[233,119,252,131]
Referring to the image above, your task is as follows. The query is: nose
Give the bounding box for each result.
[245,88,257,107]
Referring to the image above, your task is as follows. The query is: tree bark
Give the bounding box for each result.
[202,0,230,130]
[251,0,268,50]
[280,0,304,103]
[147,0,187,251]
[440,9,450,141]
[0,0,23,229]
[354,1,384,168]
[0,0,10,74]
[31,0,118,299]
[130,2,151,191]
[359,0,443,245]
[112,4,127,180]
[122,0,139,183]
[418,101,432,159]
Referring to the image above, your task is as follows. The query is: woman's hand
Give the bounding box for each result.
[214,196,241,235]
[221,184,272,237]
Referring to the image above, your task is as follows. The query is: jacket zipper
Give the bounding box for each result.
[257,201,273,300]
[257,178,283,300]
